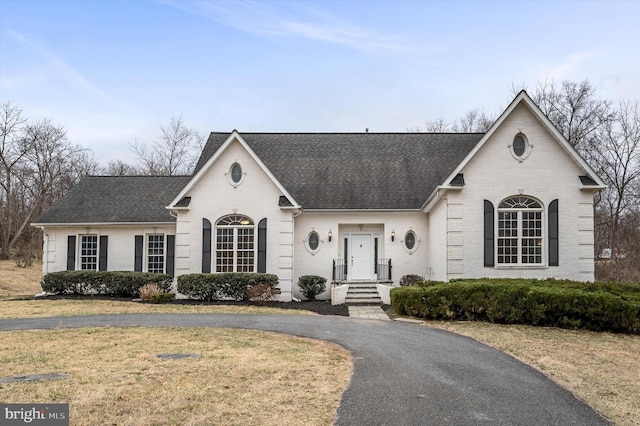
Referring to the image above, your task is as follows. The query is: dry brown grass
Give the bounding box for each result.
[0,259,43,299]
[0,299,315,319]
[0,327,352,425]
[425,321,640,426]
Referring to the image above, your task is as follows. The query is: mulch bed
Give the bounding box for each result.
[40,294,350,316]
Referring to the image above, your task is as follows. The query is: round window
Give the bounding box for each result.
[513,134,527,158]
[308,231,319,250]
[404,231,416,250]
[230,163,243,183]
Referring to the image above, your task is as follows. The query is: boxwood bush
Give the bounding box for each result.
[177,273,279,301]
[391,278,640,334]
[297,275,327,300]
[41,271,173,297]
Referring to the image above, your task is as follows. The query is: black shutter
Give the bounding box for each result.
[134,235,143,272]
[258,218,267,273]
[202,218,212,273]
[99,236,108,271]
[549,199,559,266]
[166,235,175,276]
[484,200,495,267]
[66,235,76,270]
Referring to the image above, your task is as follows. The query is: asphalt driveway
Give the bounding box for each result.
[0,314,609,425]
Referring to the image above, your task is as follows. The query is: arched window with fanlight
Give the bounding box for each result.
[215,214,255,272]
[497,196,543,265]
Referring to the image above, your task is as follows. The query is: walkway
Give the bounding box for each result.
[347,305,390,320]
[0,314,608,426]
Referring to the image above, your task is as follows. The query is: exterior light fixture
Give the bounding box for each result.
[391,230,395,241]
[328,230,332,242]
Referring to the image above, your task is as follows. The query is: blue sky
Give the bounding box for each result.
[1,0,639,164]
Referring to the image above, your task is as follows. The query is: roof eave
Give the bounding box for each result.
[301,208,422,213]
[31,221,177,227]
[421,186,463,213]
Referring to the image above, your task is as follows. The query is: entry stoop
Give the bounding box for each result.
[345,282,382,304]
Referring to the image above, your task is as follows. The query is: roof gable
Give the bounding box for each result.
[422,90,606,211]
[168,131,301,209]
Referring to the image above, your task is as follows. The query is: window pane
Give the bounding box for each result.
[308,231,319,250]
[80,235,98,270]
[405,231,416,250]
[147,235,165,273]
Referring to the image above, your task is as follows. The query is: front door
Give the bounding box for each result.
[350,234,372,280]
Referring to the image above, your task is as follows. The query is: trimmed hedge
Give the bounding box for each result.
[41,271,173,297]
[177,273,279,301]
[391,278,640,334]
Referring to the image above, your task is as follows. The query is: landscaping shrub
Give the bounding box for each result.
[138,283,161,301]
[399,274,425,287]
[298,275,326,301]
[177,273,279,301]
[391,278,640,334]
[149,293,175,304]
[41,271,172,297]
[246,283,279,305]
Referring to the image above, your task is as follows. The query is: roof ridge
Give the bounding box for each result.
[208,131,485,135]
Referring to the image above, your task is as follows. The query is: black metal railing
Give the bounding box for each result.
[332,259,348,281]
[376,258,392,281]
[332,258,392,282]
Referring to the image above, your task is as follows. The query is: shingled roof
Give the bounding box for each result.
[194,132,484,210]
[33,176,192,224]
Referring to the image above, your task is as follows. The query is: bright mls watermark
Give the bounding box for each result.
[1,404,68,425]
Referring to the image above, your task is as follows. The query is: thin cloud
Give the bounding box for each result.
[6,29,135,112]
[161,0,434,55]
[536,51,599,81]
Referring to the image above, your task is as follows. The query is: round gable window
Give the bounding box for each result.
[230,163,243,183]
[511,133,531,161]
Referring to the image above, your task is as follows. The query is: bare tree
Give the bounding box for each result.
[590,101,640,280]
[0,102,28,259]
[411,109,494,133]
[0,103,91,260]
[519,80,616,155]
[131,115,203,175]
[101,159,141,176]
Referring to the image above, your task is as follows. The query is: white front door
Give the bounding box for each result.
[350,234,373,280]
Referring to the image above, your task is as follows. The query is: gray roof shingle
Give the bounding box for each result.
[195,132,483,210]
[36,132,484,225]
[33,176,192,224]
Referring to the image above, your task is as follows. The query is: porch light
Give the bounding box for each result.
[391,230,395,241]
[328,230,332,242]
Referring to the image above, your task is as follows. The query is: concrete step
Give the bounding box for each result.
[346,297,382,304]
[348,288,379,293]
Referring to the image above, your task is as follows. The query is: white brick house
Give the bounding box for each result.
[32,91,605,303]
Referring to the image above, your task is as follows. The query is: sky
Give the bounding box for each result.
[1,0,639,164]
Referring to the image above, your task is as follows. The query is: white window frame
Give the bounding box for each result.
[79,234,98,270]
[215,215,256,273]
[146,234,165,274]
[496,197,544,266]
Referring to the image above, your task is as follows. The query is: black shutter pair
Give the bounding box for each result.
[66,235,108,271]
[134,235,176,275]
[483,199,559,267]
[201,218,267,273]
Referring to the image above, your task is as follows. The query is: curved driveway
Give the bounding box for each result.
[1,314,608,425]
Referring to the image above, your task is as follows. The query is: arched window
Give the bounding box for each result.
[497,196,543,265]
[216,215,255,272]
